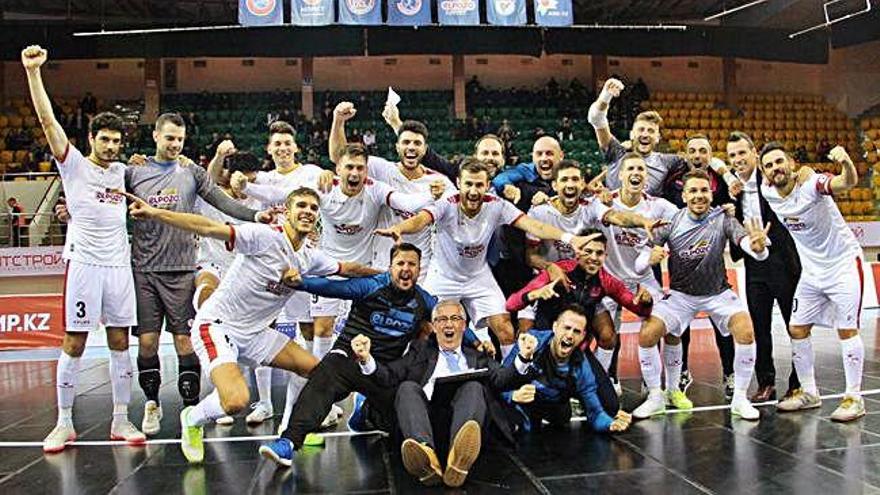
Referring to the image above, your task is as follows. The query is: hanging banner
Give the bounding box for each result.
[387,0,432,25]
[291,0,335,26]
[534,0,573,26]
[0,294,64,350]
[438,0,480,25]
[238,0,284,26]
[0,246,65,278]
[486,0,526,26]
[338,0,383,24]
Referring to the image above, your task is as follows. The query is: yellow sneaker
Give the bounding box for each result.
[665,389,693,410]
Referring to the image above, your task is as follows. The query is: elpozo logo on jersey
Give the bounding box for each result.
[347,0,375,15]
[493,0,516,15]
[147,188,181,208]
[440,0,476,14]
[95,189,124,205]
[246,0,277,16]
[397,0,422,15]
[681,239,711,259]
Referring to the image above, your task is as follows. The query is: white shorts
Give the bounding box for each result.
[791,258,864,329]
[310,295,351,319]
[517,302,536,321]
[192,318,290,373]
[651,289,747,338]
[603,277,663,322]
[279,291,314,324]
[64,260,137,332]
[424,268,505,328]
[196,260,227,282]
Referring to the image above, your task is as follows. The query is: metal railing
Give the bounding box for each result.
[2,211,67,248]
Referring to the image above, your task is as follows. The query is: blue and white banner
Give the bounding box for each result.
[338,0,383,24]
[386,0,431,26]
[438,0,480,25]
[238,0,284,26]
[291,0,334,26]
[534,0,573,26]
[486,0,526,26]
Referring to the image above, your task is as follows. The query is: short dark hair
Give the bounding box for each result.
[398,120,428,141]
[390,242,422,262]
[551,159,583,181]
[338,143,369,162]
[682,168,711,187]
[727,131,756,149]
[89,111,125,136]
[557,303,589,322]
[225,151,263,174]
[155,112,185,131]
[474,134,504,153]
[577,227,607,245]
[285,187,320,209]
[759,141,787,162]
[458,157,491,178]
[268,121,296,139]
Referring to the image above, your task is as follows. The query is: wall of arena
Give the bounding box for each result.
[2,40,879,115]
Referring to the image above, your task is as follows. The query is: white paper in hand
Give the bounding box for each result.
[387,87,401,106]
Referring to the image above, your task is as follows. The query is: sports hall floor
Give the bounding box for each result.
[2,314,880,495]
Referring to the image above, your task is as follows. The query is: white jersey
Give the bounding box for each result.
[198,223,339,333]
[318,178,434,265]
[526,198,610,262]
[426,194,524,283]
[368,156,456,267]
[196,194,261,270]
[762,172,861,276]
[253,165,324,209]
[56,144,130,267]
[603,191,679,283]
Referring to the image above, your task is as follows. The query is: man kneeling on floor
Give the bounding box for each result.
[351,299,538,487]
[503,304,632,433]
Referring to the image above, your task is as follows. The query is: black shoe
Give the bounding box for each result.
[723,373,735,401]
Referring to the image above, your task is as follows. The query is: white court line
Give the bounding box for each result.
[2,388,878,448]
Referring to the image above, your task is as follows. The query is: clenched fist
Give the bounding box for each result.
[512,384,536,404]
[21,45,47,70]
[602,78,625,99]
[351,334,372,364]
[334,102,357,122]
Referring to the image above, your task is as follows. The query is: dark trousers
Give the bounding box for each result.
[747,277,800,390]
[281,352,395,449]
[396,380,487,455]
[681,319,734,376]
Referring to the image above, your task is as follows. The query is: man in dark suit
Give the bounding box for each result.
[727,131,801,402]
[351,299,537,488]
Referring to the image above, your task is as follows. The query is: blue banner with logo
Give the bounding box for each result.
[486,0,525,26]
[291,0,334,25]
[338,0,383,24]
[238,0,284,26]
[533,0,573,26]
[386,0,431,26]
[438,0,480,25]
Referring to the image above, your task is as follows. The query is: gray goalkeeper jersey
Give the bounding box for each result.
[603,137,688,196]
[653,207,747,296]
[125,158,259,273]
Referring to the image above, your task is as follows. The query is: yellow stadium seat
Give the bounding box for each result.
[8,116,23,127]
[0,151,13,164]
[38,161,52,173]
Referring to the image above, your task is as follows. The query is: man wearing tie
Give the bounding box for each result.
[727,131,801,402]
[351,299,537,488]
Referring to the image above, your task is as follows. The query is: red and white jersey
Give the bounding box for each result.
[198,223,339,333]
[603,191,679,283]
[368,156,456,268]
[196,194,261,271]
[526,198,610,262]
[253,165,323,209]
[55,144,130,267]
[425,194,523,282]
[762,172,861,276]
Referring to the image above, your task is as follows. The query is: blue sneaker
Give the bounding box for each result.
[347,393,368,432]
[259,438,295,467]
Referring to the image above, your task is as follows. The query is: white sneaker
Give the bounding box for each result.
[831,395,866,422]
[43,423,77,453]
[215,415,234,426]
[731,398,760,421]
[110,418,147,444]
[246,401,274,425]
[142,400,163,436]
[611,378,623,397]
[320,406,342,429]
[633,390,666,419]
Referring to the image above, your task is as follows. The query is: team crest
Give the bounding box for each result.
[346,0,375,15]
[494,0,516,16]
[397,0,422,15]
[246,0,277,16]
[536,0,558,15]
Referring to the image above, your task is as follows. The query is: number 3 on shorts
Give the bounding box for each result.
[76,301,86,318]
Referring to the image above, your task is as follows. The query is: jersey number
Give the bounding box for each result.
[75,301,86,318]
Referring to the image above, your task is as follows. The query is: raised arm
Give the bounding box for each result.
[236,177,289,206]
[329,102,357,164]
[587,78,624,152]
[22,46,68,158]
[206,140,236,184]
[827,146,858,193]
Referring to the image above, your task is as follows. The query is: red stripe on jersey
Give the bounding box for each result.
[56,143,70,163]
[224,225,236,251]
[509,212,526,226]
[423,209,436,224]
[385,191,394,207]
[199,323,218,361]
[856,257,864,329]
[61,261,70,329]
[816,173,835,195]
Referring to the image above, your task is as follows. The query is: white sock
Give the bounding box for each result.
[305,339,314,355]
[186,390,226,427]
[56,352,80,425]
[595,347,614,373]
[109,349,132,418]
[501,344,514,360]
[733,343,756,402]
[840,335,864,396]
[255,366,273,405]
[791,337,818,396]
[280,373,308,432]
[638,346,663,391]
[663,343,683,392]
[313,336,335,360]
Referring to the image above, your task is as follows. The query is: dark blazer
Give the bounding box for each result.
[729,168,802,280]
[372,338,533,444]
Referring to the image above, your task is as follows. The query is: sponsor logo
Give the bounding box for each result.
[614,230,643,247]
[440,0,476,14]
[0,251,64,269]
[147,188,180,208]
[96,190,124,205]
[0,313,51,332]
[457,244,485,259]
[552,240,575,259]
[494,0,516,15]
[391,207,417,219]
[680,238,711,260]
[370,309,415,337]
[346,0,375,15]
[396,0,422,15]
[783,216,807,231]
[265,280,294,296]
[334,224,364,236]
[535,0,558,15]
[246,0,277,16]
[303,0,323,6]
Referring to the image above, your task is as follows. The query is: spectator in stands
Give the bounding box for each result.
[794,145,808,163]
[7,197,25,247]
[498,119,515,143]
[480,116,493,136]
[546,77,560,98]
[466,75,482,95]
[52,195,67,244]
[533,127,546,140]
[80,91,97,116]
[467,117,480,140]
[557,117,574,142]
[363,128,377,154]
[632,78,649,101]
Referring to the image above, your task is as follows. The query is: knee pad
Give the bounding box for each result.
[137,354,161,401]
[178,353,201,406]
